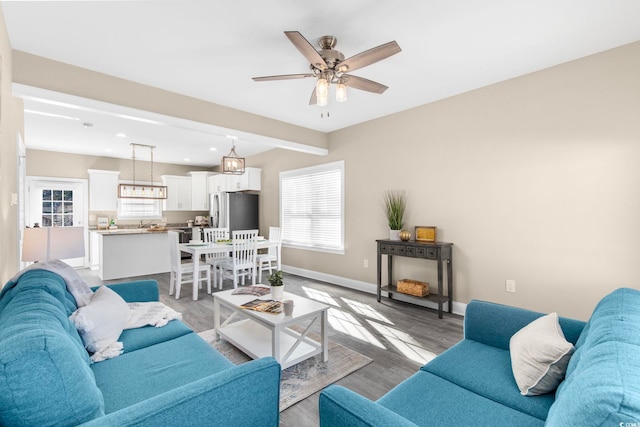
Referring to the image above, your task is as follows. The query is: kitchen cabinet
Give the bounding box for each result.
[88,169,120,211]
[97,231,170,280]
[162,175,192,211]
[188,171,213,210]
[208,173,230,193]
[207,168,261,193]
[89,231,100,270]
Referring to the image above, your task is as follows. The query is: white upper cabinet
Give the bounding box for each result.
[88,169,120,211]
[162,175,192,211]
[188,171,213,211]
[208,168,261,193]
[208,173,231,193]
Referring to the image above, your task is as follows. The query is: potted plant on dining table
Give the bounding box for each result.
[268,270,284,301]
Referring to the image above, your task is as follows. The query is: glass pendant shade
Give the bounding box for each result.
[336,81,348,102]
[316,77,329,99]
[317,93,328,107]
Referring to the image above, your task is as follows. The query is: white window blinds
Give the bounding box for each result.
[280,161,344,253]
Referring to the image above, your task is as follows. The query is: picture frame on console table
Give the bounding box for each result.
[415,226,437,243]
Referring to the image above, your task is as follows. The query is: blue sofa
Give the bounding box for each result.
[0,269,281,427]
[320,287,640,426]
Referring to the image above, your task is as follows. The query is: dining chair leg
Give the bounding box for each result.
[175,272,181,300]
[206,269,212,294]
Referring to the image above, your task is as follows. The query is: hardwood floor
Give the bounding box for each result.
[81,270,464,427]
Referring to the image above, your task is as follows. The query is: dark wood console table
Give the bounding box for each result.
[376,239,453,319]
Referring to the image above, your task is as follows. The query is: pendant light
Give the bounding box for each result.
[117,143,168,199]
[221,137,245,175]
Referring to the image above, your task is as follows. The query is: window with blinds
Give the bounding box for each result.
[280,161,344,254]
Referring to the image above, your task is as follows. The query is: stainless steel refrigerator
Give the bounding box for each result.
[209,192,259,233]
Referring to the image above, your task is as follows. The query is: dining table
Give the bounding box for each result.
[179,239,281,300]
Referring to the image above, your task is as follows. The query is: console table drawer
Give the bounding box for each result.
[415,247,438,259]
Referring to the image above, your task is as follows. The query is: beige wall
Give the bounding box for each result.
[251,42,640,320]
[26,149,211,225]
[0,8,24,284]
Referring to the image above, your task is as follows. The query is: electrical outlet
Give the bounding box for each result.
[506,279,516,293]
[363,259,369,268]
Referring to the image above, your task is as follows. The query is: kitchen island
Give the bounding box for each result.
[92,229,171,280]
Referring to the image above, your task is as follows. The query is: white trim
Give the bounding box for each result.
[282,264,467,317]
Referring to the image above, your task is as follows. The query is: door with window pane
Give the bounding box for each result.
[27,178,86,268]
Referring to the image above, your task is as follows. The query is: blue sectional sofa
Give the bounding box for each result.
[320,287,640,426]
[0,269,281,427]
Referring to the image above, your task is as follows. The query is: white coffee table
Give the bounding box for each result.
[213,289,329,369]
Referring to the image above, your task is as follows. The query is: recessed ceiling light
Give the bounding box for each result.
[104,148,112,153]
[184,158,190,162]
[209,147,217,151]
[116,133,127,138]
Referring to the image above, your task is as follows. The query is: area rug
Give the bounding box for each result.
[198,328,372,411]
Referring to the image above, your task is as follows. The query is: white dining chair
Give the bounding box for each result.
[218,229,258,289]
[202,227,230,288]
[168,231,211,299]
[256,226,281,283]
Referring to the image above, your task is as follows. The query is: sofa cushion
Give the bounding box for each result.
[547,288,640,426]
[510,312,574,396]
[118,319,193,354]
[70,285,131,357]
[91,332,234,413]
[377,370,545,426]
[0,279,104,426]
[422,339,555,420]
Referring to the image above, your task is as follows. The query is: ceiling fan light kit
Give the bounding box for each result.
[253,31,401,107]
[336,79,348,102]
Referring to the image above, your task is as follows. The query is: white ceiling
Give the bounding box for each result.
[3,0,640,166]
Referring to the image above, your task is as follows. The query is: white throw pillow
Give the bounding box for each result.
[509,312,575,396]
[69,285,130,359]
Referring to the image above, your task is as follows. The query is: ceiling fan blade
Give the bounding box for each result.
[309,87,317,105]
[252,73,314,82]
[342,75,388,94]
[285,31,328,71]
[336,41,401,73]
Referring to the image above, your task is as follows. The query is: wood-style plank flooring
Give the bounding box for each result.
[80,270,464,427]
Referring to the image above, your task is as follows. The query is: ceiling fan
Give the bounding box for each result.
[252,31,401,106]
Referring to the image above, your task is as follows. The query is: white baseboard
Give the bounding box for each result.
[282,264,467,317]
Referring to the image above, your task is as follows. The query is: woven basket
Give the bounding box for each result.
[397,279,429,297]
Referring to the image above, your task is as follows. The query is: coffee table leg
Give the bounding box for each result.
[322,310,328,362]
[273,326,280,363]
